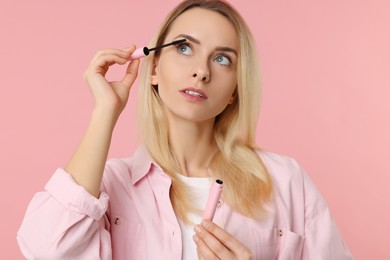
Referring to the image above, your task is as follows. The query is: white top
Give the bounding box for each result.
[177,175,213,260]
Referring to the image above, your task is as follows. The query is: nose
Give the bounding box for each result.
[192,72,209,82]
[192,60,210,82]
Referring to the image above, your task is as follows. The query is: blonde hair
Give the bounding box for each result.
[137,0,272,223]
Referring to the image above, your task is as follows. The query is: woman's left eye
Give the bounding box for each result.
[177,43,193,55]
[214,55,231,66]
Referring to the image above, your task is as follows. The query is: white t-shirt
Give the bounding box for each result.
[177,175,213,260]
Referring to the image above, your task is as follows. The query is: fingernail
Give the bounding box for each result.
[193,234,199,242]
[194,225,202,233]
[201,220,211,228]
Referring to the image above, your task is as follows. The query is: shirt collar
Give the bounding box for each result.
[129,145,160,185]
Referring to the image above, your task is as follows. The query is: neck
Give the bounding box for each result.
[168,117,217,178]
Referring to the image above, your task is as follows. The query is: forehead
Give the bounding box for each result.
[166,7,238,49]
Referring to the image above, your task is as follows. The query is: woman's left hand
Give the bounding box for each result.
[193,220,252,260]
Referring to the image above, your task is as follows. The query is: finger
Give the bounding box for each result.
[201,220,251,257]
[194,224,232,259]
[92,54,128,72]
[121,45,136,53]
[84,55,127,83]
[193,234,219,260]
[120,45,137,60]
[92,46,136,63]
[120,58,140,87]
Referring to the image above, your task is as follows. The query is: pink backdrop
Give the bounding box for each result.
[1,0,389,259]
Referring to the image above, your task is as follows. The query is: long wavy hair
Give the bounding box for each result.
[137,0,272,223]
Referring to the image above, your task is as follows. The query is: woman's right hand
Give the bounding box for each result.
[83,45,140,117]
[64,45,140,197]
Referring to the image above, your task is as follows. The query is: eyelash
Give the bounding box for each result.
[176,43,233,66]
[215,53,232,66]
[177,43,192,55]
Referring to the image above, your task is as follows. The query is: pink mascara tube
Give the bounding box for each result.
[202,179,223,221]
[129,39,186,60]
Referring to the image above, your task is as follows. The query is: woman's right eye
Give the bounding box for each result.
[177,43,193,55]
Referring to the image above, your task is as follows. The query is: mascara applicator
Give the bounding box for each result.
[129,39,186,60]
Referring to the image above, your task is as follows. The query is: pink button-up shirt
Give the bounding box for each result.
[17,147,353,259]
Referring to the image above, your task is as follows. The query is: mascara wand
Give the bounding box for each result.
[130,39,186,60]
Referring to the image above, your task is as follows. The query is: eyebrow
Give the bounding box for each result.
[174,34,238,56]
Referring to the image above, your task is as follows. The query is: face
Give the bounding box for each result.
[151,8,238,124]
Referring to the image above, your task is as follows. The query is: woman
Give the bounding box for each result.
[17,0,353,259]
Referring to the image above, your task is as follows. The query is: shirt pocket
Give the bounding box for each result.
[251,228,304,260]
[276,228,304,260]
[110,215,145,259]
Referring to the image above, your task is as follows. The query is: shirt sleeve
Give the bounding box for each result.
[300,168,354,260]
[17,168,112,260]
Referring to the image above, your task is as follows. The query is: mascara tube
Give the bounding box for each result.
[202,179,223,221]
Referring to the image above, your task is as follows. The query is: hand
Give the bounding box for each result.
[193,220,252,260]
[83,45,140,116]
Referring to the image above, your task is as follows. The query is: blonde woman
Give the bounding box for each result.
[17,0,352,259]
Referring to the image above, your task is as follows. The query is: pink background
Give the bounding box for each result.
[1,0,389,259]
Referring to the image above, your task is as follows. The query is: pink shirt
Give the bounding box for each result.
[17,147,353,259]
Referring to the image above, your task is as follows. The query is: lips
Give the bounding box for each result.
[180,88,208,99]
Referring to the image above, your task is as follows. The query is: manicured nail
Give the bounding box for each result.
[194,225,202,233]
[201,220,211,228]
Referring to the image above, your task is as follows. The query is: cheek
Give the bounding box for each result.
[211,84,237,113]
[154,66,180,102]
[213,72,237,98]
[155,58,184,86]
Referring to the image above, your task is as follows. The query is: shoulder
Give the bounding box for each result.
[100,157,132,194]
[258,150,301,170]
[258,150,321,194]
[102,146,155,191]
[258,149,329,223]
[104,157,132,182]
[258,150,305,187]
[258,149,323,201]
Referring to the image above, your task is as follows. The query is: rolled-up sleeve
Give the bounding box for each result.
[17,169,112,260]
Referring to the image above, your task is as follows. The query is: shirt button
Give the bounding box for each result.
[114,218,121,225]
[217,201,222,208]
[278,229,283,237]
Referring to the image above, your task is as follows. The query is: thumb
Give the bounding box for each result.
[121,59,140,87]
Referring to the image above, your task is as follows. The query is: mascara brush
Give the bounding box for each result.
[129,39,186,60]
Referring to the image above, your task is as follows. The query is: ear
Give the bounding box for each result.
[151,58,159,85]
[228,88,238,104]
